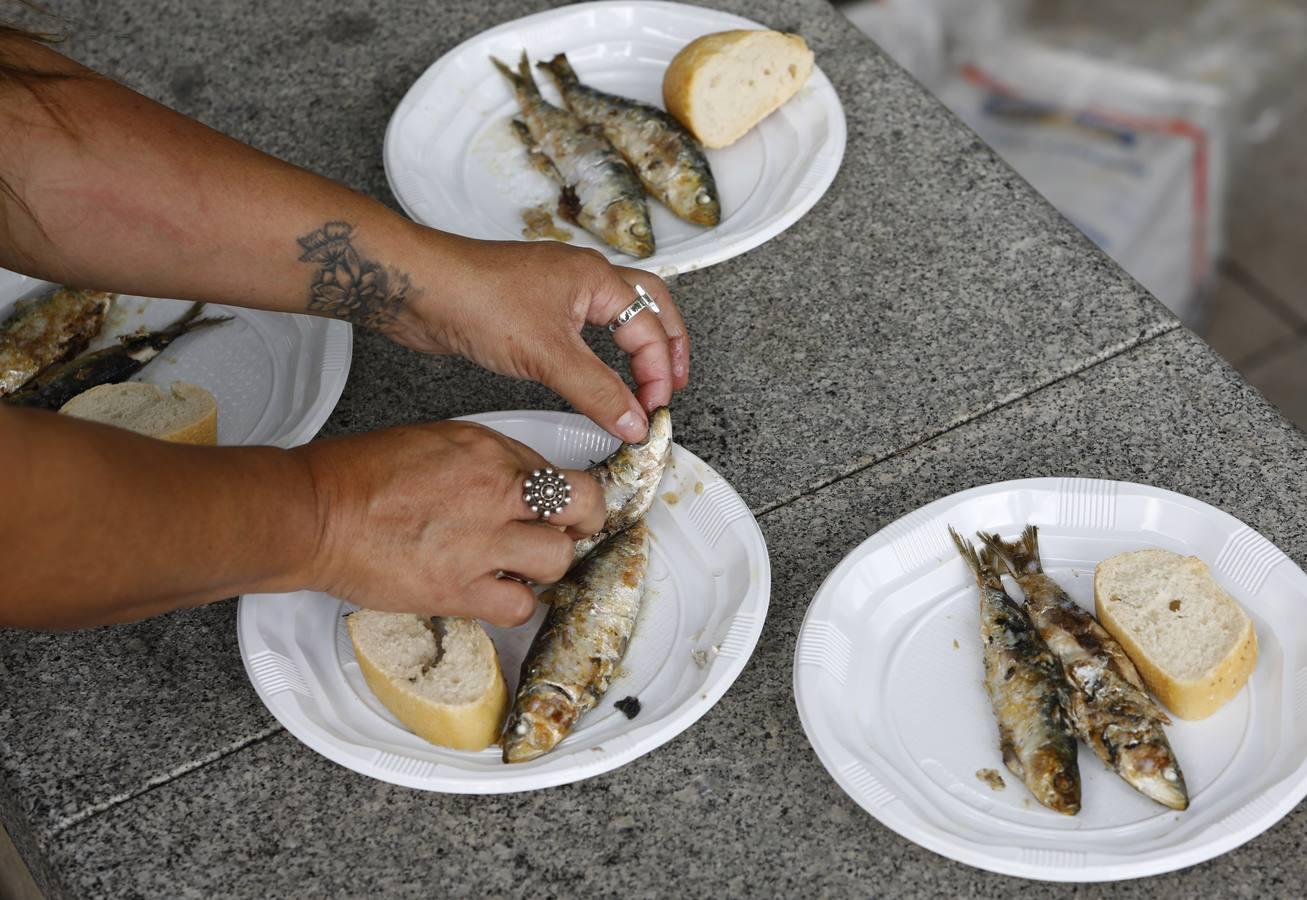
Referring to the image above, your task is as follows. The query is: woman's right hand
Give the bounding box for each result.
[293,420,605,626]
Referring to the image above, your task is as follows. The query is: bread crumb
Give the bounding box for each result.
[952,639,960,649]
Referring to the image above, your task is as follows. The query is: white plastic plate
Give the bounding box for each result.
[794,478,1307,882]
[237,410,770,792]
[383,0,847,277]
[0,273,351,447]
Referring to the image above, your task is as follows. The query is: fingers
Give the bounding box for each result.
[514,467,605,533]
[587,272,673,414]
[496,522,576,584]
[470,574,538,627]
[541,336,648,442]
[616,268,689,390]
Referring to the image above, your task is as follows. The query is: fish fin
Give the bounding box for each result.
[950,527,1005,590]
[515,51,540,97]
[492,53,540,99]
[949,527,983,579]
[510,119,563,182]
[490,55,522,89]
[979,525,1043,576]
[537,52,579,90]
[556,185,582,225]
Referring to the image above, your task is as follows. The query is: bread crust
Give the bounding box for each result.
[60,381,218,445]
[1094,555,1258,720]
[348,614,508,751]
[663,30,814,149]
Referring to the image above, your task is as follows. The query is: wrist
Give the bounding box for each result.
[239,444,329,596]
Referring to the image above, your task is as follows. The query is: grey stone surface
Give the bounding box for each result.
[19,0,1173,511]
[0,0,1178,863]
[23,328,1307,899]
[5,0,1289,895]
[0,601,278,843]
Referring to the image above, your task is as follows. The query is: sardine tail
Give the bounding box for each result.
[537,52,579,89]
[491,56,519,86]
[514,51,540,96]
[949,526,983,579]
[979,525,1043,576]
[492,54,538,98]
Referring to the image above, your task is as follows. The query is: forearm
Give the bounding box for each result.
[0,37,444,327]
[0,405,320,627]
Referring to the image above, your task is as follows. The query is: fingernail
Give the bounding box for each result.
[617,410,646,442]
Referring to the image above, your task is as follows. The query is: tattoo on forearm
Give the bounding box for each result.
[296,222,409,328]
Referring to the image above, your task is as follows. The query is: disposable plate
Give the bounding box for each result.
[238,410,770,792]
[794,478,1307,881]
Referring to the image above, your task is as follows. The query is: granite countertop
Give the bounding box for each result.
[3,0,1304,897]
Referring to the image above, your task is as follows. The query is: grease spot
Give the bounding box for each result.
[694,481,704,495]
[662,490,680,506]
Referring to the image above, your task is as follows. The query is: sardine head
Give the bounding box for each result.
[1030,750,1081,816]
[685,188,721,227]
[1118,739,1189,810]
[602,200,655,259]
[502,684,579,764]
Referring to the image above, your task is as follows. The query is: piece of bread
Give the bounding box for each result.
[60,381,217,445]
[1095,549,1257,720]
[348,611,507,751]
[663,30,814,149]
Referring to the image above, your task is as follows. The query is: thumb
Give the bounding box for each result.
[543,336,648,442]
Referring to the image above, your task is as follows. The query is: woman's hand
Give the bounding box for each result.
[296,419,605,626]
[386,235,690,443]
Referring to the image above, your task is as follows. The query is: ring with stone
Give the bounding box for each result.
[523,467,572,520]
[608,284,661,332]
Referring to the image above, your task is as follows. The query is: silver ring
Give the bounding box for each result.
[523,467,571,520]
[608,284,661,332]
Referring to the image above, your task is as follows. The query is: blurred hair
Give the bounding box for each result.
[0,6,80,230]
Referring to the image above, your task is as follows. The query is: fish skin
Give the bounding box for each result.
[572,406,671,564]
[538,53,721,227]
[981,525,1190,811]
[0,288,114,396]
[4,303,230,410]
[951,528,1081,815]
[492,53,654,258]
[503,520,650,763]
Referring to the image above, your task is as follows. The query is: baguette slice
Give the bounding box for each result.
[348,611,507,751]
[1095,549,1257,720]
[663,30,814,149]
[60,381,217,445]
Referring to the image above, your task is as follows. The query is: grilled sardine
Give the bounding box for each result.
[981,526,1189,810]
[5,303,230,410]
[538,53,720,227]
[572,406,671,564]
[493,53,654,258]
[951,528,1080,814]
[0,288,113,396]
[503,520,650,763]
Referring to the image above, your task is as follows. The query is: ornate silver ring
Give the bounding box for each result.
[523,467,572,520]
[608,284,661,332]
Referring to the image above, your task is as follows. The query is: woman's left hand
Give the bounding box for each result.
[385,233,690,444]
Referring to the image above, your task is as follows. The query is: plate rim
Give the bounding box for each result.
[238,408,771,793]
[380,0,848,277]
[792,476,1307,882]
